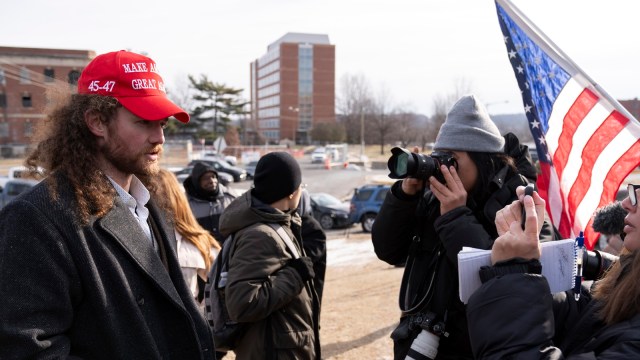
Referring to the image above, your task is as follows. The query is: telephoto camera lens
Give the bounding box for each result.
[405,329,440,360]
[387,147,457,183]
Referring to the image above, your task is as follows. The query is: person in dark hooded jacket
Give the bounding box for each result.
[467,184,640,359]
[372,94,556,360]
[184,161,235,243]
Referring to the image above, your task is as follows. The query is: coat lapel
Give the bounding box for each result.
[98,198,184,308]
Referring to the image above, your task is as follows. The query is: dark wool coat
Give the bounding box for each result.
[0,176,215,359]
[467,272,640,359]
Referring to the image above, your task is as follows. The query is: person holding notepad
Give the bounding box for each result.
[467,184,640,359]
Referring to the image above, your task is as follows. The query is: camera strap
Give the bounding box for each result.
[399,192,446,317]
[399,237,444,316]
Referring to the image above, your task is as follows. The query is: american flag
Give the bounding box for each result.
[495,0,640,249]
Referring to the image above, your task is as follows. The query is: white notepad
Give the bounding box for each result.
[457,238,576,304]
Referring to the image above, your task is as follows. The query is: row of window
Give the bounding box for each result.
[258,107,280,118]
[257,83,280,99]
[258,72,280,89]
[259,119,280,129]
[0,121,33,138]
[258,60,280,78]
[0,68,80,85]
[261,130,280,140]
[258,95,280,108]
[0,93,33,108]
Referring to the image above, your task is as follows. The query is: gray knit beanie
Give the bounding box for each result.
[433,94,505,153]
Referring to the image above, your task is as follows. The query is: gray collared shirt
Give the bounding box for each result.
[108,176,153,245]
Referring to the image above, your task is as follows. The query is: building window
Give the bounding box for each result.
[44,68,55,82]
[0,93,6,108]
[22,92,32,108]
[20,67,31,84]
[68,70,80,85]
[24,120,33,137]
[0,69,5,85]
[0,122,8,138]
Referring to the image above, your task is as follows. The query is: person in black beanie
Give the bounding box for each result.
[184,161,235,244]
[215,151,321,359]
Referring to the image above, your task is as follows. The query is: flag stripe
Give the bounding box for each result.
[568,111,628,231]
[552,89,598,182]
[545,78,583,162]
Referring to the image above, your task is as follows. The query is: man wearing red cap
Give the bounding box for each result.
[0,50,215,359]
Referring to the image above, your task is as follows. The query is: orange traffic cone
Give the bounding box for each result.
[324,157,331,170]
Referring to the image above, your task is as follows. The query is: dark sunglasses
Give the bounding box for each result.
[628,184,640,206]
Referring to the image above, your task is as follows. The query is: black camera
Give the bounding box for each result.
[387,147,458,183]
[583,249,617,281]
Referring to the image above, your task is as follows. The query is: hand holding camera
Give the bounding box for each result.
[387,147,465,214]
[428,165,467,215]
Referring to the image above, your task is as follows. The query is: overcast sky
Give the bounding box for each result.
[2,0,638,116]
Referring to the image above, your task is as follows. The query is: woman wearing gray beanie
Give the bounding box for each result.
[372,95,557,360]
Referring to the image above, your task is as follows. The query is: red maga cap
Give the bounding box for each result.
[77,50,189,123]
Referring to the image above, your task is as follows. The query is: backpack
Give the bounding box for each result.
[204,234,247,352]
[204,223,302,352]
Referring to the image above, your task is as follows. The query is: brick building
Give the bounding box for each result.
[0,46,94,155]
[250,33,335,145]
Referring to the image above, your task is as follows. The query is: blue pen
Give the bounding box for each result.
[574,231,585,301]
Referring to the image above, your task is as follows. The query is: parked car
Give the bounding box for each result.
[311,147,327,164]
[0,178,39,209]
[187,158,247,182]
[0,165,45,188]
[349,184,391,232]
[171,166,232,186]
[309,192,351,229]
[244,161,259,180]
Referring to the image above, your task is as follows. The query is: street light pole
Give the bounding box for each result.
[288,106,299,145]
[360,108,365,158]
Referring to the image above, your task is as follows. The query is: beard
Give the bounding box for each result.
[101,130,163,177]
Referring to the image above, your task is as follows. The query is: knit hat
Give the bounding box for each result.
[252,152,302,204]
[433,94,505,153]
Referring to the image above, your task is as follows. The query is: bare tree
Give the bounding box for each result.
[336,73,373,147]
[394,111,422,148]
[370,85,396,155]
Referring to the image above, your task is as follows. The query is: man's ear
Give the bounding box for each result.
[84,110,106,137]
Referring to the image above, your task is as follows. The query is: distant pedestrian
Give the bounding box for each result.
[184,161,235,243]
[0,50,215,358]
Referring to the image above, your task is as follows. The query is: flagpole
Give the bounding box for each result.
[497,0,639,124]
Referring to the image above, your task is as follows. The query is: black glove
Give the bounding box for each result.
[288,256,315,282]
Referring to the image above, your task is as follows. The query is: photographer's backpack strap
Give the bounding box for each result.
[267,223,301,259]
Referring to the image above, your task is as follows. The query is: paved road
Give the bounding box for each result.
[231,157,392,201]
